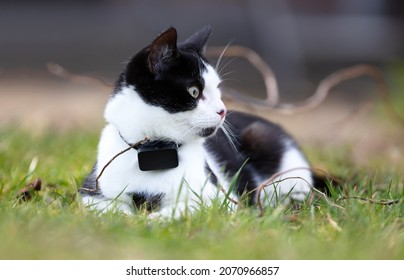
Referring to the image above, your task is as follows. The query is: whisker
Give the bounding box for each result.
[215,40,234,72]
[222,120,239,144]
[220,121,240,157]
[218,57,238,77]
[219,70,237,81]
[177,125,199,138]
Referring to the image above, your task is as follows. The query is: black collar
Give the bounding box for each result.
[118,132,181,150]
[119,132,180,171]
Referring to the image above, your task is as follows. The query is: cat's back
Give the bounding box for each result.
[204,111,311,204]
[205,110,308,190]
[205,111,291,164]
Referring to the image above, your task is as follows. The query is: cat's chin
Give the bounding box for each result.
[198,127,218,138]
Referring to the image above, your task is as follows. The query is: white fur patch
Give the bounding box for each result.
[258,141,312,205]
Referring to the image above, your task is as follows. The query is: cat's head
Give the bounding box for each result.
[105,26,227,144]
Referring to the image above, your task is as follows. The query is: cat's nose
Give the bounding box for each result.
[217,109,227,119]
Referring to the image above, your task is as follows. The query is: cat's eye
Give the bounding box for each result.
[187,86,200,98]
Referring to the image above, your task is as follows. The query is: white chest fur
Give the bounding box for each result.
[96,124,218,210]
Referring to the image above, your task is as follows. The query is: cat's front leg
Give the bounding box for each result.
[148,201,191,220]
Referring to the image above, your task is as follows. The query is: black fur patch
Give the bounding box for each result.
[130,192,164,212]
[205,162,218,186]
[79,164,103,197]
[118,27,211,114]
[205,111,291,205]
[198,127,217,138]
[125,50,206,113]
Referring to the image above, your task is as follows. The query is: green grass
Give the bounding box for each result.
[0,128,403,260]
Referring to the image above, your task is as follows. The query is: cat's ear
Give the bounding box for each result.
[180,26,212,54]
[147,27,178,74]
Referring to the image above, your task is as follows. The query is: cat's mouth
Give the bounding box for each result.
[198,127,218,138]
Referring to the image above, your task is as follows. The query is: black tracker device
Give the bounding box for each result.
[137,141,179,171]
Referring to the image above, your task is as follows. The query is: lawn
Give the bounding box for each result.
[0,125,403,260]
[1,62,403,260]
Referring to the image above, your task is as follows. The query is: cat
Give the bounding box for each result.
[80,26,313,218]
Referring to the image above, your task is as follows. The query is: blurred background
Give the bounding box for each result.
[1,0,403,77]
[0,0,403,166]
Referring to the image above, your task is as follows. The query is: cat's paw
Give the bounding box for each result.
[148,202,190,220]
[259,177,312,206]
[288,181,312,201]
[81,196,134,215]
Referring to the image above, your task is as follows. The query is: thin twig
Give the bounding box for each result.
[47,62,113,89]
[338,196,401,206]
[274,64,400,119]
[255,167,345,217]
[207,46,279,106]
[219,185,239,205]
[257,176,311,217]
[207,46,404,126]
[310,186,346,211]
[16,178,42,202]
[94,137,150,191]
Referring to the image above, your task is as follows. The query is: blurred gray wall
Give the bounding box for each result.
[0,0,403,96]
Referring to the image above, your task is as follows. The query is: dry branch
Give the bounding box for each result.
[48,47,404,126]
[47,63,112,89]
[16,178,42,201]
[207,46,279,106]
[275,64,389,114]
[255,167,345,217]
[95,137,150,191]
[338,196,401,206]
[79,137,150,194]
[207,46,404,126]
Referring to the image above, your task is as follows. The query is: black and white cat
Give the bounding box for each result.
[80,26,312,218]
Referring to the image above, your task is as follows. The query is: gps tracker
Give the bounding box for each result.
[137,141,179,171]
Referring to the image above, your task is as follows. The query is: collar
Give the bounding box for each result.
[118,132,181,150]
[119,132,180,171]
